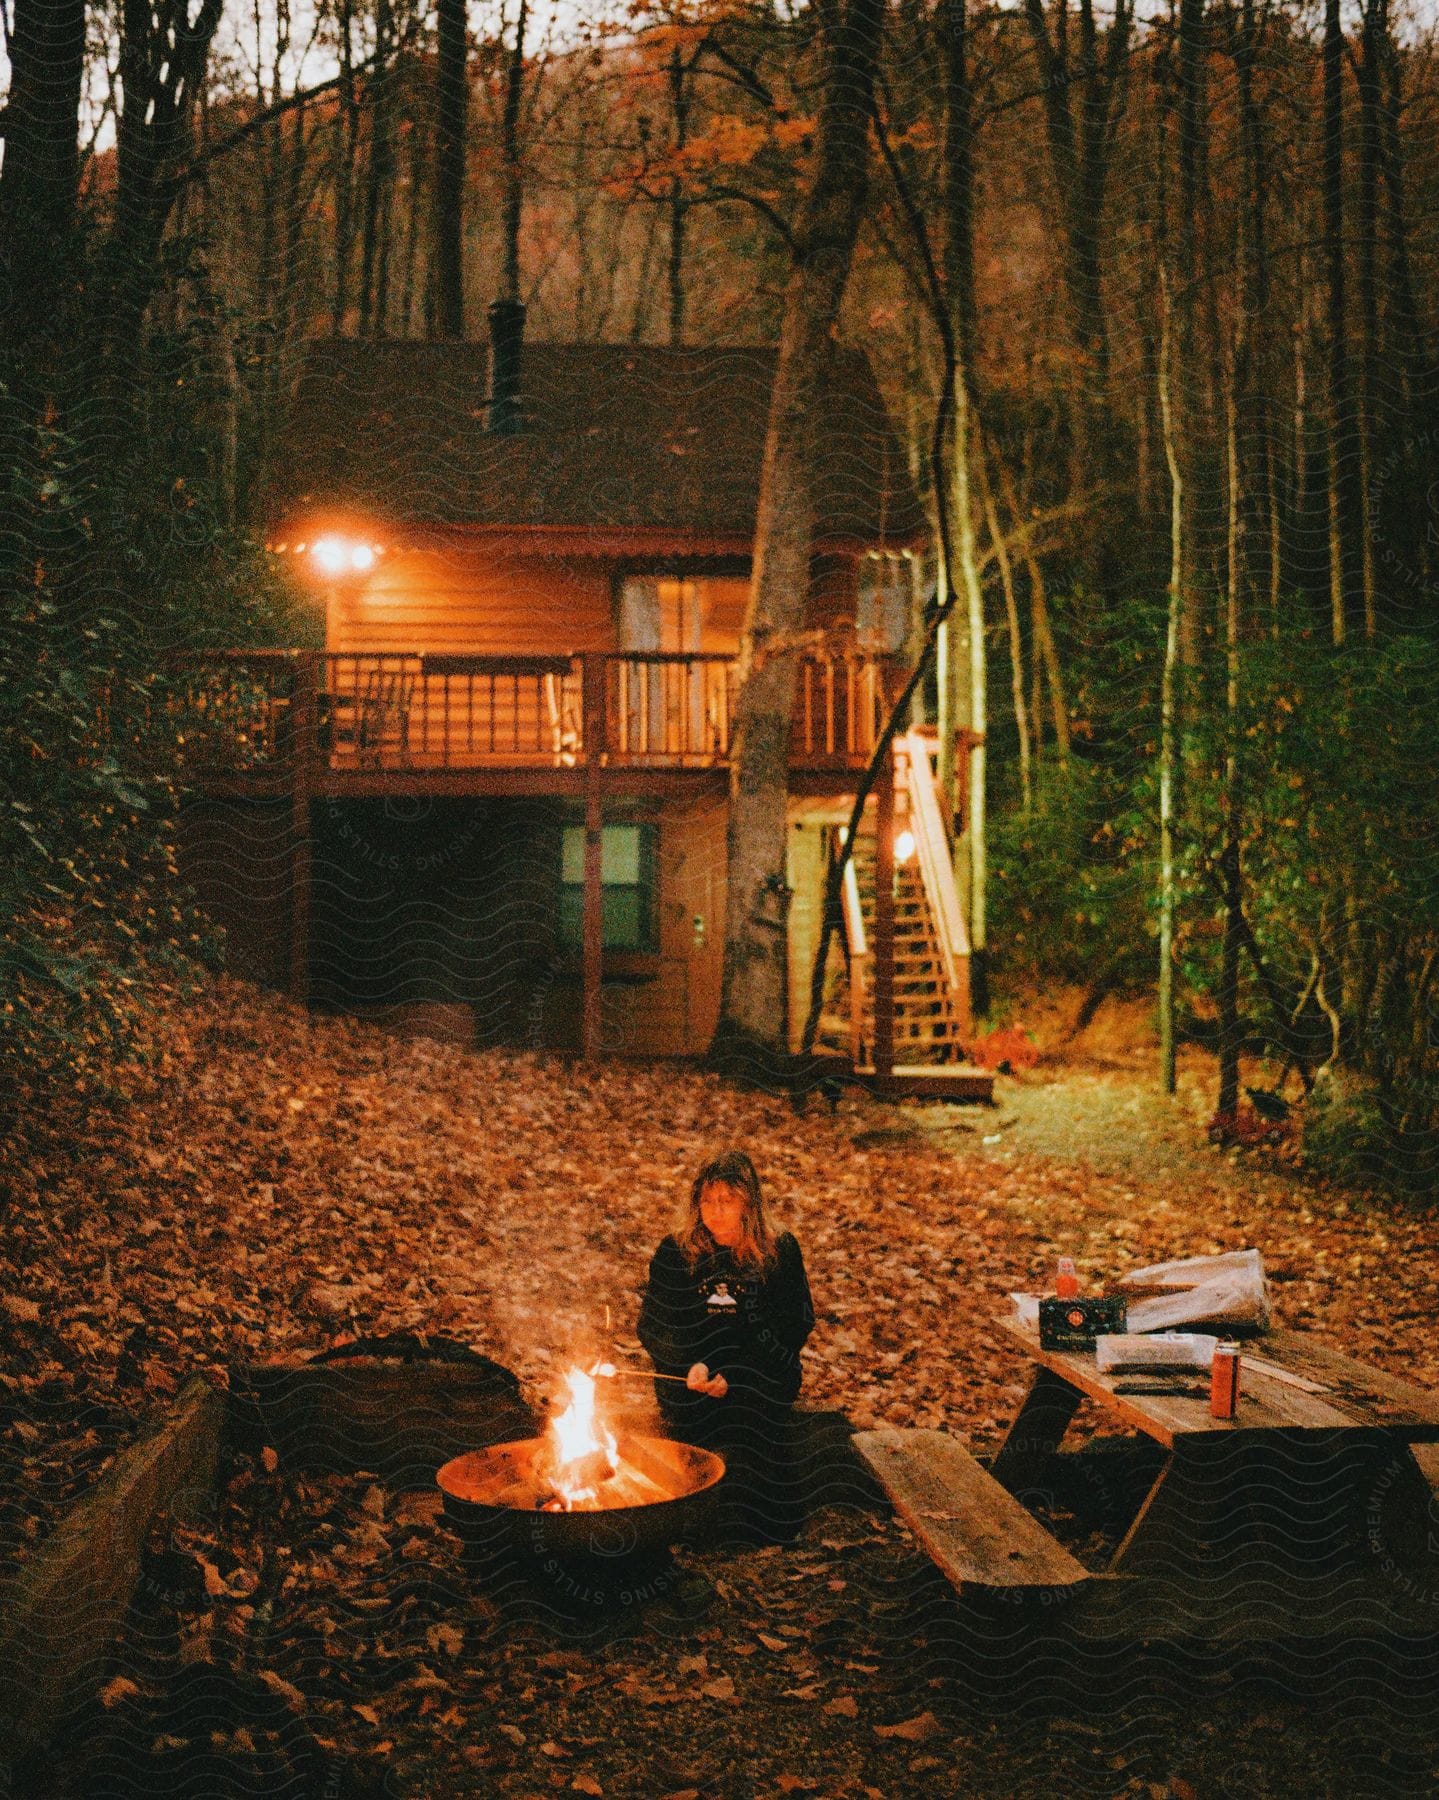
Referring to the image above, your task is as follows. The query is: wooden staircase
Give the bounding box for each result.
[833,832,969,1062]
[816,731,993,1101]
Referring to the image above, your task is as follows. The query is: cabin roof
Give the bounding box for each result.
[269,341,925,546]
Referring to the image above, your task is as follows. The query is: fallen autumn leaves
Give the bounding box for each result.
[4,973,1439,1795]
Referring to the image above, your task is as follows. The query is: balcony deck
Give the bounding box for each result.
[170,646,994,1096]
[178,648,894,797]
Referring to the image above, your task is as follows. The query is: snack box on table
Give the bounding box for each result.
[1038,1294,1128,1350]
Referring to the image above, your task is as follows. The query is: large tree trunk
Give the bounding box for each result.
[281,104,309,345]
[434,0,468,338]
[1157,268,1183,1097]
[1217,334,1244,1120]
[1174,0,1206,676]
[1290,251,1312,606]
[667,45,692,346]
[331,0,360,333]
[106,0,224,345]
[1232,0,1273,622]
[997,451,1070,762]
[1376,6,1428,593]
[712,0,885,1067]
[360,0,396,336]
[500,0,530,308]
[399,108,428,335]
[1377,18,1423,425]
[0,0,86,382]
[1356,0,1382,635]
[978,435,1031,814]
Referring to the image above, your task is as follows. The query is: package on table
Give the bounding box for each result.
[1118,1248,1271,1336]
[1095,1331,1220,1374]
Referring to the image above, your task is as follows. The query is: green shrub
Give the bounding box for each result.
[988,760,1151,990]
[1301,1068,1439,1193]
[0,298,302,1110]
[1301,1070,1393,1186]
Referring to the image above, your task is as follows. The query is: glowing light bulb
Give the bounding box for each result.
[895,830,916,863]
[350,543,375,572]
[312,536,347,575]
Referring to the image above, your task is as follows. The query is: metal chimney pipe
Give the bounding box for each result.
[488,299,526,434]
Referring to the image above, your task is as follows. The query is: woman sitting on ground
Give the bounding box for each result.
[637,1150,814,1542]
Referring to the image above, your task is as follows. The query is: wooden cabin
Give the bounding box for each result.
[177,324,984,1090]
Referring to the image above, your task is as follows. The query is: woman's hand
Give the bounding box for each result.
[685,1362,729,1399]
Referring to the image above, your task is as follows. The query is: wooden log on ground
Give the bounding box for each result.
[229,1360,538,1484]
[0,1375,224,1760]
[791,1406,886,1512]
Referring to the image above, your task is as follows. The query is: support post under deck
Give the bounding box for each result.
[581,655,606,1059]
[288,653,317,1003]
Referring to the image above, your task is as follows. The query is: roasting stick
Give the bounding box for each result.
[1241,1355,1330,1395]
[588,1359,691,1385]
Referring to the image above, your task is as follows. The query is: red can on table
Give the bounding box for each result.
[1210,1343,1241,1418]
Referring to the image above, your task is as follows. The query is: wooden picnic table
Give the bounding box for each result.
[853,1316,1439,1641]
[992,1315,1439,1593]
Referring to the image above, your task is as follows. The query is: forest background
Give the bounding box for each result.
[2,0,1438,1187]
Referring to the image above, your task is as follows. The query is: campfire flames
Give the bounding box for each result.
[544,1369,621,1511]
[436,1373,725,1536]
[521,1365,692,1514]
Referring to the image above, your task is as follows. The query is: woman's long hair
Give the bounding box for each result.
[675,1150,777,1274]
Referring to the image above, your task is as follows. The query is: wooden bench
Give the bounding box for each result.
[853,1428,1090,1595]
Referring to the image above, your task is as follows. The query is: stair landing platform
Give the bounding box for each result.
[858,1063,995,1102]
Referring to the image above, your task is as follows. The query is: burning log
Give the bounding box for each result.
[542,1367,621,1509]
[541,1444,617,1497]
[436,1362,725,1561]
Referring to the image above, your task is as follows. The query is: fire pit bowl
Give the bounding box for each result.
[437,1432,725,1564]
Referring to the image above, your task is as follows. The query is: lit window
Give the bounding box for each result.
[558,825,656,952]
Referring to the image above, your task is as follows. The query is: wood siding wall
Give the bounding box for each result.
[327,541,616,657]
[324,532,862,660]
[655,795,728,1054]
[785,799,866,1055]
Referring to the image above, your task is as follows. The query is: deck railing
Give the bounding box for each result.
[793,650,886,763]
[177,648,895,778]
[319,652,585,769]
[606,653,735,765]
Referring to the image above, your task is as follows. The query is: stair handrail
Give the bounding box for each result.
[840,852,867,960]
[839,851,869,1067]
[899,729,971,998]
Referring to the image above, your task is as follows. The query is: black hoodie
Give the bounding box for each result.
[637,1232,815,1416]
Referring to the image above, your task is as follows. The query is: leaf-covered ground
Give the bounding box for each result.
[4,974,1439,1796]
[32,1444,1439,1800]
